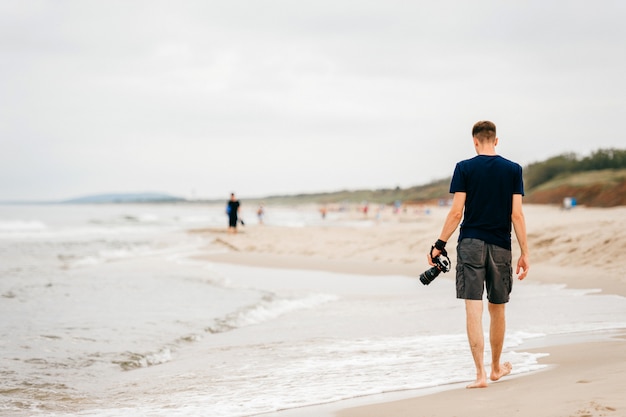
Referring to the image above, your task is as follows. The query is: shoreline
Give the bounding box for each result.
[336,333,626,417]
[193,204,626,417]
[201,252,626,417]
[258,331,625,417]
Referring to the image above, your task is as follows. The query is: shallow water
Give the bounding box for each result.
[1,204,625,417]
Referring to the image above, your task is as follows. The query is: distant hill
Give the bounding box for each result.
[63,192,185,204]
[255,148,626,207]
[253,178,451,206]
[58,149,625,207]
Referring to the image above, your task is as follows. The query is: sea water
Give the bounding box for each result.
[1,204,625,417]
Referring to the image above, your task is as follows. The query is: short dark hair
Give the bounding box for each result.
[472,121,496,142]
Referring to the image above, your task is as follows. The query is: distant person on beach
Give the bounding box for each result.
[427,120,529,388]
[226,193,241,234]
[257,203,265,224]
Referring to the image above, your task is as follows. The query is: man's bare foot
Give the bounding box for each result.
[490,361,512,381]
[466,378,488,389]
[466,371,488,389]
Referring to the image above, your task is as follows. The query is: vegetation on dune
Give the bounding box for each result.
[523,149,626,207]
[524,148,626,189]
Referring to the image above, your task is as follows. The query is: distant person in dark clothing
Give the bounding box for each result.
[226,193,241,233]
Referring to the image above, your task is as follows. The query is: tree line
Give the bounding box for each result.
[524,148,626,189]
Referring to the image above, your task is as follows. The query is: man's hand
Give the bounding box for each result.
[516,254,529,280]
[427,247,442,266]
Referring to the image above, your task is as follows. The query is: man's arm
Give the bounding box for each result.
[428,192,465,264]
[511,193,529,280]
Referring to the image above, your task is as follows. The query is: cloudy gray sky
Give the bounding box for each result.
[2,0,625,201]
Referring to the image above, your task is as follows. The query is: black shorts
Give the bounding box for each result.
[228,215,238,228]
[456,238,512,304]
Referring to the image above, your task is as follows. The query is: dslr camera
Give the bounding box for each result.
[420,247,451,285]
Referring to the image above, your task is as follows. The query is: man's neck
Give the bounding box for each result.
[476,144,497,156]
[473,137,498,156]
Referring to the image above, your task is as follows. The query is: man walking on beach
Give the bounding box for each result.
[427,120,529,388]
[226,193,241,234]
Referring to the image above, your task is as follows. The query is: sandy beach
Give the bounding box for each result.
[195,203,626,417]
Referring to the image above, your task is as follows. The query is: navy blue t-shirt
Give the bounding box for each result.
[449,155,524,250]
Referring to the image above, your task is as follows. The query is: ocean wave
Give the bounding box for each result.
[0,220,48,232]
[206,293,339,334]
[90,212,214,228]
[57,244,155,268]
[113,348,172,371]
[58,240,206,269]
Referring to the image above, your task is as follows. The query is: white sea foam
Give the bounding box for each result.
[206,293,339,333]
[41,331,548,417]
[114,348,173,370]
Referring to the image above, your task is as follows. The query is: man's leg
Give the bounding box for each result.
[488,302,512,381]
[465,299,488,388]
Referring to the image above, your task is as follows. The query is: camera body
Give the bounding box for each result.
[419,253,451,285]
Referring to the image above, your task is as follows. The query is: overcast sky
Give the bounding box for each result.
[2,1,625,201]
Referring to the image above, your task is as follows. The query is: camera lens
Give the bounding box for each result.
[419,266,441,285]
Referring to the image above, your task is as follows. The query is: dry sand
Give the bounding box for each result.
[192,204,626,417]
